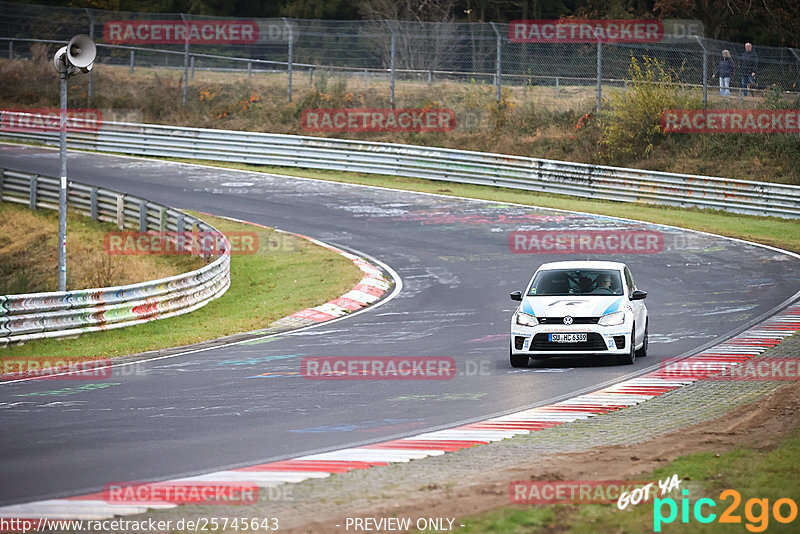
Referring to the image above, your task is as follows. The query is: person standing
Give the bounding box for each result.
[741,42,759,96]
[712,50,735,96]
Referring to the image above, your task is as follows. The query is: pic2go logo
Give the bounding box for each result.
[653,489,799,532]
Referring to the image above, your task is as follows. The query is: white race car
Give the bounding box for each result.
[509,261,648,366]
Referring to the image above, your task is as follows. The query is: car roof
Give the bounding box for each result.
[535,261,628,271]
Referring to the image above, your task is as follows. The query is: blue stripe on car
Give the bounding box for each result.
[602,297,624,315]
[522,299,535,315]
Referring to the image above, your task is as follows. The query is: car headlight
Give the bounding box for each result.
[515,312,538,327]
[598,310,625,326]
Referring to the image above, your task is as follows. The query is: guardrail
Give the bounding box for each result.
[0,167,231,346]
[1,116,799,218]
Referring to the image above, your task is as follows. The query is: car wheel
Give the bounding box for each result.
[635,320,648,357]
[617,323,636,365]
[510,343,529,368]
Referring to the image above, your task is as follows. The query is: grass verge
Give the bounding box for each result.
[457,428,800,533]
[0,201,202,294]
[0,211,363,360]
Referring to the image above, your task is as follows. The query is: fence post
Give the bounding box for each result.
[86,8,94,106]
[7,40,11,59]
[490,22,502,102]
[695,36,708,109]
[791,49,800,108]
[596,42,602,112]
[181,14,189,106]
[190,56,196,79]
[283,18,294,103]
[385,20,395,109]
[130,49,134,73]
[247,61,252,80]
[555,77,559,98]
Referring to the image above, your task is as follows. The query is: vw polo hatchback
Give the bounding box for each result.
[509,261,648,366]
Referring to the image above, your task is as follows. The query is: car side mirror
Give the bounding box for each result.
[631,290,647,300]
[510,290,522,301]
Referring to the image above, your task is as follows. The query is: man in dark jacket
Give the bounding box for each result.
[741,42,758,96]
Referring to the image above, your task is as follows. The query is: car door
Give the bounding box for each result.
[624,266,646,345]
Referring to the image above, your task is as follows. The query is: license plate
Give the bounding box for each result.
[548,333,587,343]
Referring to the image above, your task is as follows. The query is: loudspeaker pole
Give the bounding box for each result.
[53,35,95,292]
[58,68,68,291]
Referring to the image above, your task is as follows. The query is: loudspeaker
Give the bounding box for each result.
[66,34,96,69]
[53,46,68,72]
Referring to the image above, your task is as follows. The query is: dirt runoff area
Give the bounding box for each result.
[281,380,800,533]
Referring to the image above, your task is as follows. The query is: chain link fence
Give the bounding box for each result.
[1,0,800,112]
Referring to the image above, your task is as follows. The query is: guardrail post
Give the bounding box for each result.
[283,18,294,103]
[30,175,38,209]
[176,214,185,253]
[139,200,147,232]
[129,49,134,73]
[490,22,502,102]
[89,187,98,220]
[116,194,124,229]
[0,169,4,201]
[159,207,166,231]
[385,20,396,108]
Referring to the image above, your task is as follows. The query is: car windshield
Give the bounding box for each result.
[527,269,624,296]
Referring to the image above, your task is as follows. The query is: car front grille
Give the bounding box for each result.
[536,317,599,325]
[530,332,608,352]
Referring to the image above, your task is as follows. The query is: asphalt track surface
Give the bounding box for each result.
[1,144,799,506]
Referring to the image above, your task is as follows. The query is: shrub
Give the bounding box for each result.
[599,56,700,163]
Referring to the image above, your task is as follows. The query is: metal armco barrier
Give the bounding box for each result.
[1,117,799,219]
[0,168,231,346]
